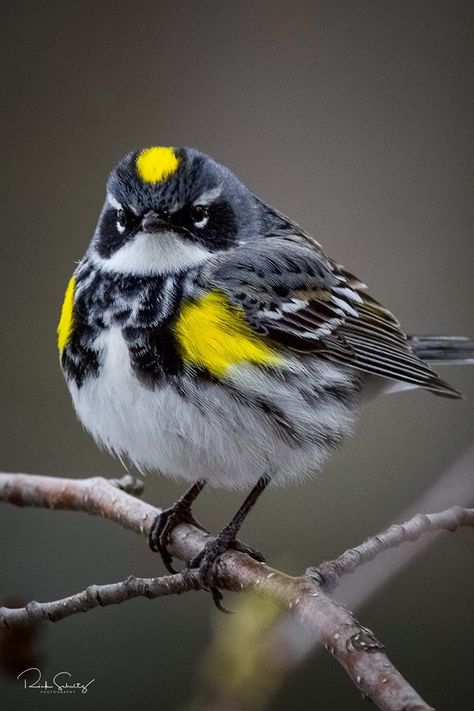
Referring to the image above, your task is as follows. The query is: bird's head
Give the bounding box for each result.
[90,146,257,275]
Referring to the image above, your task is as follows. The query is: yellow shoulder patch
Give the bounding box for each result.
[136,146,180,184]
[175,290,284,377]
[57,276,76,353]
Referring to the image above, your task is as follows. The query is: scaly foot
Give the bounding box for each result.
[189,527,266,612]
[149,502,205,574]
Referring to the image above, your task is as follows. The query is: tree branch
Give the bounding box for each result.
[1,472,472,710]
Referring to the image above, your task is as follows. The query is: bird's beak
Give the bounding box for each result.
[141,211,169,234]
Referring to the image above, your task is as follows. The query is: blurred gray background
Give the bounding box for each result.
[1,1,473,709]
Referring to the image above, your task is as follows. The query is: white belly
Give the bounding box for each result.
[69,327,357,488]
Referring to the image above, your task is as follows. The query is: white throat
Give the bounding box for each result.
[91,231,211,275]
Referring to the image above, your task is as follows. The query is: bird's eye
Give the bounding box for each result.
[191,204,209,228]
[116,209,127,233]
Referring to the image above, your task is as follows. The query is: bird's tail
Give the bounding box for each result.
[409,335,474,365]
[405,335,474,399]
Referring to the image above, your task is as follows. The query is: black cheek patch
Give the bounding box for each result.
[201,201,238,251]
[95,209,135,259]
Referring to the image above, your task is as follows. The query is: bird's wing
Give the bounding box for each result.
[206,236,459,397]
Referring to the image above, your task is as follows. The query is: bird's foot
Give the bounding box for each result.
[189,527,266,613]
[149,502,206,574]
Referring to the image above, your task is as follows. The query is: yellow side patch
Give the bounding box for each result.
[136,146,180,184]
[175,290,284,377]
[57,276,76,353]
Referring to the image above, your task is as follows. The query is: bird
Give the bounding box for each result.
[58,145,473,608]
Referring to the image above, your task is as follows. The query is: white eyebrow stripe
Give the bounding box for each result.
[107,193,123,211]
[193,185,222,205]
[106,192,141,215]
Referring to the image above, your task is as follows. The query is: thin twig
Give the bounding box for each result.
[0,571,199,629]
[308,505,474,591]
[1,472,472,710]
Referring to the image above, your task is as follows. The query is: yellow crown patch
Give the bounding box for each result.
[135,146,180,184]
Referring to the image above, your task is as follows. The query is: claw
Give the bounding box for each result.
[211,587,233,614]
[189,537,233,612]
[149,480,208,572]
[149,503,202,573]
[189,533,266,613]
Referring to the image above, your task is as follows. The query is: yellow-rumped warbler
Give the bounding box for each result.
[58,146,473,603]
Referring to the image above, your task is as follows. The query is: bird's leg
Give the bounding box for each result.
[149,479,207,573]
[189,474,270,608]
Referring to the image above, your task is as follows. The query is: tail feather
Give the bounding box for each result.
[408,335,474,399]
[409,335,474,365]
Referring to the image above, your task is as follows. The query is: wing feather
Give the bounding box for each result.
[206,236,459,397]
